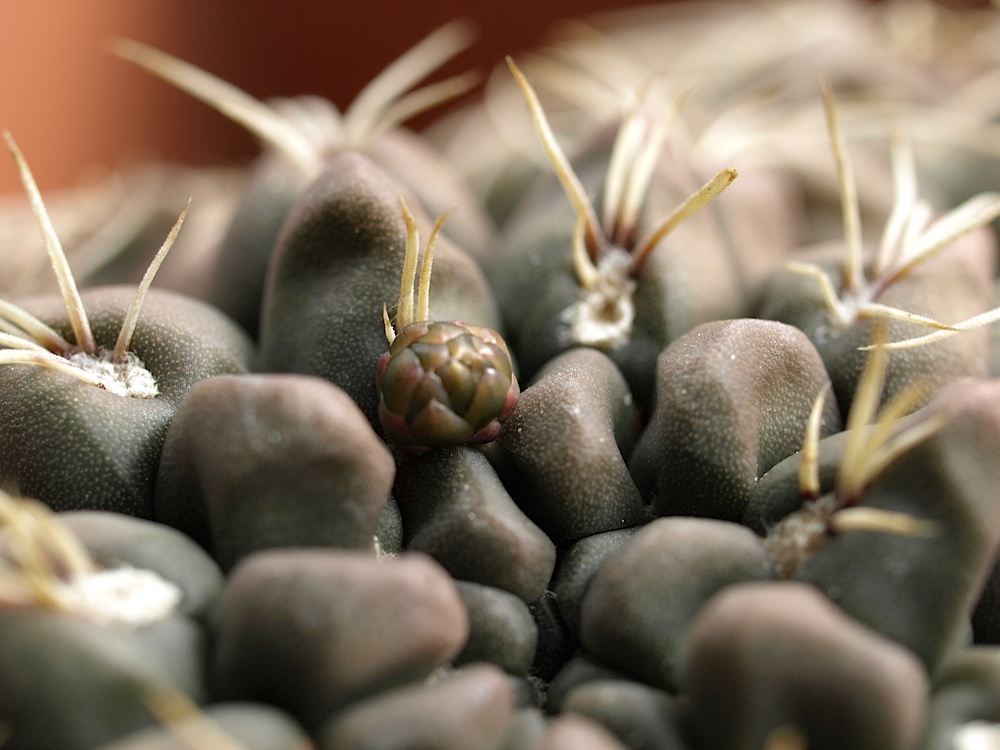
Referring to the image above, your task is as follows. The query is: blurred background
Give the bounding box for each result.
[0,0,683,196]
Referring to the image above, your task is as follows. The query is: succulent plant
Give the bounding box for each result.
[497,347,645,543]
[755,324,1000,672]
[11,2,1000,747]
[0,487,227,749]
[0,488,175,624]
[0,133,183,398]
[154,372,397,571]
[256,150,501,433]
[629,318,842,523]
[377,198,518,449]
[397,445,555,603]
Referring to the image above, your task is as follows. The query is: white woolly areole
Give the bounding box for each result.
[68,349,158,399]
[68,566,182,628]
[953,721,1000,750]
[562,248,636,350]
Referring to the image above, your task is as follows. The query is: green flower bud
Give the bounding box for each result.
[377,320,518,448]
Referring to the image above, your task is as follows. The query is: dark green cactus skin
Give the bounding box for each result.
[207,153,310,339]
[682,581,928,750]
[798,380,1000,672]
[0,511,226,750]
[257,152,502,432]
[580,517,773,693]
[744,429,850,535]
[396,446,556,603]
[11,9,1000,745]
[0,609,172,750]
[497,348,647,543]
[370,129,496,264]
[549,527,641,642]
[154,373,396,570]
[257,151,420,427]
[0,287,253,517]
[921,648,1000,750]
[376,320,518,449]
[206,131,495,342]
[453,581,538,675]
[210,549,469,732]
[629,318,842,523]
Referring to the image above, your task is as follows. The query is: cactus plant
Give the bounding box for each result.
[757,84,1000,413]
[0,134,252,517]
[489,58,740,406]
[115,24,493,337]
[0,488,226,748]
[8,2,1000,747]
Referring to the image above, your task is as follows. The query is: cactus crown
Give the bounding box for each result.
[0,133,187,398]
[786,83,1000,342]
[114,21,480,180]
[506,57,737,348]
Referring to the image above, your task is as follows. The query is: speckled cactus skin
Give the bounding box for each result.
[0,287,252,517]
[257,152,502,432]
[207,131,496,341]
[798,380,1000,672]
[497,347,646,543]
[629,318,842,522]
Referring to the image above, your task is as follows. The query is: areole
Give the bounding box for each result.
[0,132,189,399]
[507,57,738,350]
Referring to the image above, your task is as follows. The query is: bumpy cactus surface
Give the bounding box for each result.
[10,3,1000,748]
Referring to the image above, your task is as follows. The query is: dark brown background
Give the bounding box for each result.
[1,0,988,198]
[0,0,677,195]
